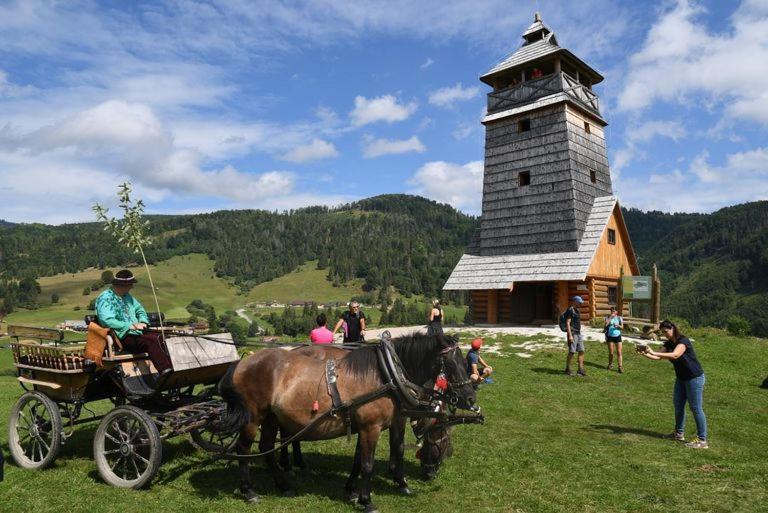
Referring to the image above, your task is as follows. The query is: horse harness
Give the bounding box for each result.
[215,340,471,461]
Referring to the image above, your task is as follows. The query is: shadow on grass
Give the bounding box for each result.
[531,367,565,375]
[184,449,422,504]
[589,424,666,439]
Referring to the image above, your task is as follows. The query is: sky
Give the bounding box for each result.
[0,0,767,224]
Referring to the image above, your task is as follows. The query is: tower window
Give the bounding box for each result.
[584,122,591,134]
[608,229,616,245]
[590,170,597,183]
[518,119,531,133]
[518,171,531,187]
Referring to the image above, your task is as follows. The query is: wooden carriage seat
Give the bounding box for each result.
[83,315,149,362]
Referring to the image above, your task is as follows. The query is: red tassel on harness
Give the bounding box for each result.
[311,400,319,413]
[435,375,448,391]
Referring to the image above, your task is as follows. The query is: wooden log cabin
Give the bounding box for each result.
[443,13,639,325]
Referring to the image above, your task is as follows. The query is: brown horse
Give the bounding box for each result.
[279,344,454,489]
[216,333,476,513]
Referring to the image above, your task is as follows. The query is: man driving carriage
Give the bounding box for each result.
[95,269,172,377]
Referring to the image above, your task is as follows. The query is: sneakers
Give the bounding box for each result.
[663,431,685,442]
[618,366,624,374]
[607,364,614,370]
[564,369,574,376]
[685,437,709,449]
[576,369,587,377]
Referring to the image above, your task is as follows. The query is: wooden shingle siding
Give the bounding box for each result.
[480,103,583,255]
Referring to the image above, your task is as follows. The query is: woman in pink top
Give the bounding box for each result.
[310,313,334,344]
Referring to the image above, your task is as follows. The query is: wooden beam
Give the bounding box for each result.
[651,264,661,324]
[487,289,499,324]
[618,265,624,320]
[8,325,63,342]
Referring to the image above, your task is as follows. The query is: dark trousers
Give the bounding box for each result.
[121,332,173,372]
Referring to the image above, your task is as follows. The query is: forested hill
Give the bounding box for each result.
[637,201,768,336]
[2,197,767,335]
[0,194,476,298]
[0,220,15,228]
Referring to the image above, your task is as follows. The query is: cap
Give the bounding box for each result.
[571,296,584,304]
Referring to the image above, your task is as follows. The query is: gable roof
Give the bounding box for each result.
[443,196,636,290]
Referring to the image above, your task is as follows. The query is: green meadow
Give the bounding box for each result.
[1,330,767,512]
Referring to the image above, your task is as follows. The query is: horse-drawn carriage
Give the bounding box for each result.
[7,322,239,488]
[7,321,483,510]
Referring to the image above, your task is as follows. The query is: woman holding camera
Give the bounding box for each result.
[638,320,708,448]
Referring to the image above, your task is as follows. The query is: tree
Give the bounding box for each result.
[17,276,41,306]
[51,293,60,304]
[247,321,260,337]
[94,182,164,331]
[226,320,248,345]
[101,270,114,285]
[83,287,91,296]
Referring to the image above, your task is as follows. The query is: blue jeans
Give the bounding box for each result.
[673,374,707,440]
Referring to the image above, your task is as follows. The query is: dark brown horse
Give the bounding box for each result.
[279,344,454,490]
[216,333,476,513]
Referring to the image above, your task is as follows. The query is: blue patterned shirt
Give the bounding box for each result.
[95,287,149,339]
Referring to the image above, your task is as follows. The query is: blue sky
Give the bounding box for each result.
[0,0,766,224]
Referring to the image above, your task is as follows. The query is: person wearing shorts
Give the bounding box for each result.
[564,296,586,377]
[604,306,624,372]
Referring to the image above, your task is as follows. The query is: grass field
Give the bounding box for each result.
[1,330,766,512]
[246,261,366,304]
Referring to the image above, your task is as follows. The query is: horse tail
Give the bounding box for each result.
[212,361,250,434]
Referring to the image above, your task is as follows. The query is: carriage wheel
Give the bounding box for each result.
[189,428,240,454]
[8,391,63,469]
[93,406,162,489]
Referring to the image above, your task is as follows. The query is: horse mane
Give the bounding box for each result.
[339,332,457,385]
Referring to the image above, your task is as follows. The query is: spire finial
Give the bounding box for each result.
[534,12,541,22]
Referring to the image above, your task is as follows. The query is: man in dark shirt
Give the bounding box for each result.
[333,301,366,342]
[565,296,586,376]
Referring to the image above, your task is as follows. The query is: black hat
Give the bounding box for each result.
[112,269,137,285]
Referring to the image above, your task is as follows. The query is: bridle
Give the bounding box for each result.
[437,344,473,407]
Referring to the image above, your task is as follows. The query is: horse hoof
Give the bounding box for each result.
[363,504,380,513]
[345,490,358,503]
[397,485,412,496]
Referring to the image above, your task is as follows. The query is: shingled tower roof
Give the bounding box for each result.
[480,13,602,87]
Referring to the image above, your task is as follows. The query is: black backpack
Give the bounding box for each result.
[558,308,571,332]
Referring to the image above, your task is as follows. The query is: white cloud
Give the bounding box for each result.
[420,58,434,69]
[428,82,481,108]
[408,160,483,213]
[350,95,417,127]
[279,138,339,163]
[617,147,768,212]
[452,122,478,140]
[362,135,425,158]
[0,100,339,222]
[611,120,687,177]
[618,0,768,124]
[0,69,37,98]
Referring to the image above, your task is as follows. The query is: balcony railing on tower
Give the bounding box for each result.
[487,71,600,117]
